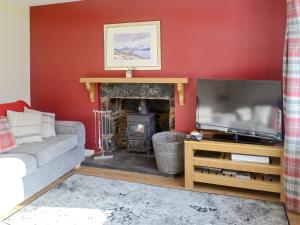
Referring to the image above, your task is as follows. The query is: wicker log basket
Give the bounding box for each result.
[152,131,187,175]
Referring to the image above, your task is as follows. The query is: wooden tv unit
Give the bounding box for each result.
[184,138,284,201]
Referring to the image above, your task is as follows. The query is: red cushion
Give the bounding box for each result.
[0,116,16,152]
[0,100,29,116]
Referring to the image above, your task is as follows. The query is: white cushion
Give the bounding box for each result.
[24,107,56,138]
[7,110,43,145]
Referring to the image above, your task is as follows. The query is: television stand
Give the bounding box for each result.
[184,139,284,201]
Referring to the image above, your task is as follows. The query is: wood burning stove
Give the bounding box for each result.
[126,113,156,154]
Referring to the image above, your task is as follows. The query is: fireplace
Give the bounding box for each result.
[127,113,156,154]
[82,82,178,174]
[100,83,175,152]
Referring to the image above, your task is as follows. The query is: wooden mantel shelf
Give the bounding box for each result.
[80,77,189,106]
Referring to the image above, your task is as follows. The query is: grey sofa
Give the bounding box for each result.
[0,121,85,215]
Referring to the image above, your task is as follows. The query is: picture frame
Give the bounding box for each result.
[104,21,161,71]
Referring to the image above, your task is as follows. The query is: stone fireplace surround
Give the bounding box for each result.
[100,83,175,149]
[80,77,188,105]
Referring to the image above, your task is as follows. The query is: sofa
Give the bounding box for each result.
[0,101,85,215]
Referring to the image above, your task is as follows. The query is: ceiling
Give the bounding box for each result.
[15,0,81,6]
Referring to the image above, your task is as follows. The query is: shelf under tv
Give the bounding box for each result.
[193,172,281,193]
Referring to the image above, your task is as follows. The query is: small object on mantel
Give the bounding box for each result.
[126,68,132,78]
[186,130,203,141]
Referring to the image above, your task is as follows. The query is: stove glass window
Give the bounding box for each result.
[129,124,145,135]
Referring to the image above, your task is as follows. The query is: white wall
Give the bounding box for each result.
[0,0,30,104]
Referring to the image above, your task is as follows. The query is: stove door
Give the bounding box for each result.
[128,122,148,140]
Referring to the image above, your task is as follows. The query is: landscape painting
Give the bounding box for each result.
[104,21,161,70]
[113,32,151,60]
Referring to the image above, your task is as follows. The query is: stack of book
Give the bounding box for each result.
[195,153,272,180]
[236,172,251,180]
[222,170,251,180]
[195,166,222,174]
[263,174,280,182]
[222,170,236,177]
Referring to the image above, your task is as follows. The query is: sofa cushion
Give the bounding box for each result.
[0,117,17,153]
[0,154,37,178]
[7,110,43,145]
[6,134,78,167]
[24,107,56,138]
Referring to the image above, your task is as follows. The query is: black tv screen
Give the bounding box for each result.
[196,79,282,141]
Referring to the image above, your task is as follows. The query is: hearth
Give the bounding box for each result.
[127,113,156,154]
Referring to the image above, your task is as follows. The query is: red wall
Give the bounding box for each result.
[30,0,286,149]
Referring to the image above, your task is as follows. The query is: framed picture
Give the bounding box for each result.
[104,21,161,71]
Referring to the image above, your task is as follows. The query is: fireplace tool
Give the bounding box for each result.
[93,110,113,160]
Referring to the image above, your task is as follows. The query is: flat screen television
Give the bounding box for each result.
[196,79,282,142]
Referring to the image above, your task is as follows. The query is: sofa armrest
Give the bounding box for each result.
[55,121,86,147]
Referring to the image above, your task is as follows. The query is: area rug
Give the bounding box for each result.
[4,174,288,225]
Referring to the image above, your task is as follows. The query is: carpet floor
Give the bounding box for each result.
[4,174,288,225]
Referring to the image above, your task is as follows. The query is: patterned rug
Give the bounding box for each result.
[4,174,288,225]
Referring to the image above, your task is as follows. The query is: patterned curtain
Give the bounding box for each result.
[283,0,300,213]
